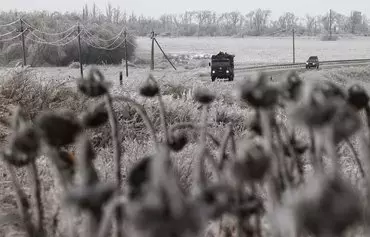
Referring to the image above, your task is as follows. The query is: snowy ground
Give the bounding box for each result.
[135,36,370,66]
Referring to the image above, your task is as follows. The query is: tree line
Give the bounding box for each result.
[82,3,369,37]
[1,4,369,38]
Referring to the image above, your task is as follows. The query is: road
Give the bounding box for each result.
[199,60,370,82]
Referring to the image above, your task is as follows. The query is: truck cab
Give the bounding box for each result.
[209,52,235,82]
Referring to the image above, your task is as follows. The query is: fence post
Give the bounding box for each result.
[124,30,128,77]
[150,30,155,70]
[77,23,83,78]
[20,19,27,67]
[292,28,296,64]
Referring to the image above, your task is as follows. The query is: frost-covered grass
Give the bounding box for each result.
[0,64,370,237]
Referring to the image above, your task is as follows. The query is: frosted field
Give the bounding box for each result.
[136,36,370,66]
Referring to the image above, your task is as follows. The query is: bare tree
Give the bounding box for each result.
[195,11,212,36]
[252,9,271,35]
[92,3,97,20]
[348,11,365,34]
[113,6,121,24]
[278,12,298,30]
[305,14,316,35]
[106,2,113,23]
[229,11,243,35]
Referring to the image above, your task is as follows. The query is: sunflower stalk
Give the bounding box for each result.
[4,161,35,237]
[259,109,280,207]
[281,124,304,184]
[105,92,124,237]
[169,122,221,147]
[28,161,44,234]
[345,138,365,178]
[148,74,169,143]
[97,196,127,237]
[217,125,232,170]
[114,95,158,146]
[193,105,209,194]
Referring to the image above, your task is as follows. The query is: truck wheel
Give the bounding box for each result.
[317,65,319,70]
[229,75,234,81]
[211,77,216,82]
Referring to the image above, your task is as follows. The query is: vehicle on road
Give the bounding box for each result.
[306,56,320,69]
[209,52,235,81]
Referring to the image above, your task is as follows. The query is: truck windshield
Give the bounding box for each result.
[212,59,230,66]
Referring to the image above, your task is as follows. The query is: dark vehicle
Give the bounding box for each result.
[306,56,320,69]
[209,52,235,81]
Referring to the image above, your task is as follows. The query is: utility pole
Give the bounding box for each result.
[20,19,26,67]
[124,30,128,77]
[292,28,296,64]
[329,9,332,40]
[149,30,176,71]
[154,38,177,70]
[150,30,155,70]
[77,23,83,78]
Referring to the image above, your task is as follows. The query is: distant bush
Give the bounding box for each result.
[320,35,339,41]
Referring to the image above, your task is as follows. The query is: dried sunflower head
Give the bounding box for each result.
[289,173,362,237]
[247,110,274,136]
[2,124,40,167]
[239,73,279,108]
[192,183,234,220]
[193,88,215,105]
[65,182,116,214]
[231,193,265,219]
[283,136,309,157]
[319,80,347,99]
[283,71,303,101]
[331,102,361,144]
[139,74,160,97]
[80,102,108,128]
[347,84,369,110]
[127,156,152,200]
[168,131,188,152]
[34,110,83,147]
[233,139,271,182]
[75,137,99,186]
[52,149,76,184]
[77,67,110,97]
[287,81,345,127]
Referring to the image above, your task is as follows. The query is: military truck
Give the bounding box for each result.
[209,52,235,82]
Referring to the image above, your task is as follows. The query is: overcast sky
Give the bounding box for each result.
[1,0,369,19]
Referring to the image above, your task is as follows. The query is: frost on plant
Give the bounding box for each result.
[1,68,370,237]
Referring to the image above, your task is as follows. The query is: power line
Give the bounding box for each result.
[27,29,77,44]
[81,34,127,51]
[80,24,125,42]
[0,29,18,38]
[0,32,23,42]
[125,38,137,49]
[24,31,82,46]
[0,20,138,52]
[0,19,20,28]
[22,20,77,36]
[81,30,123,48]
